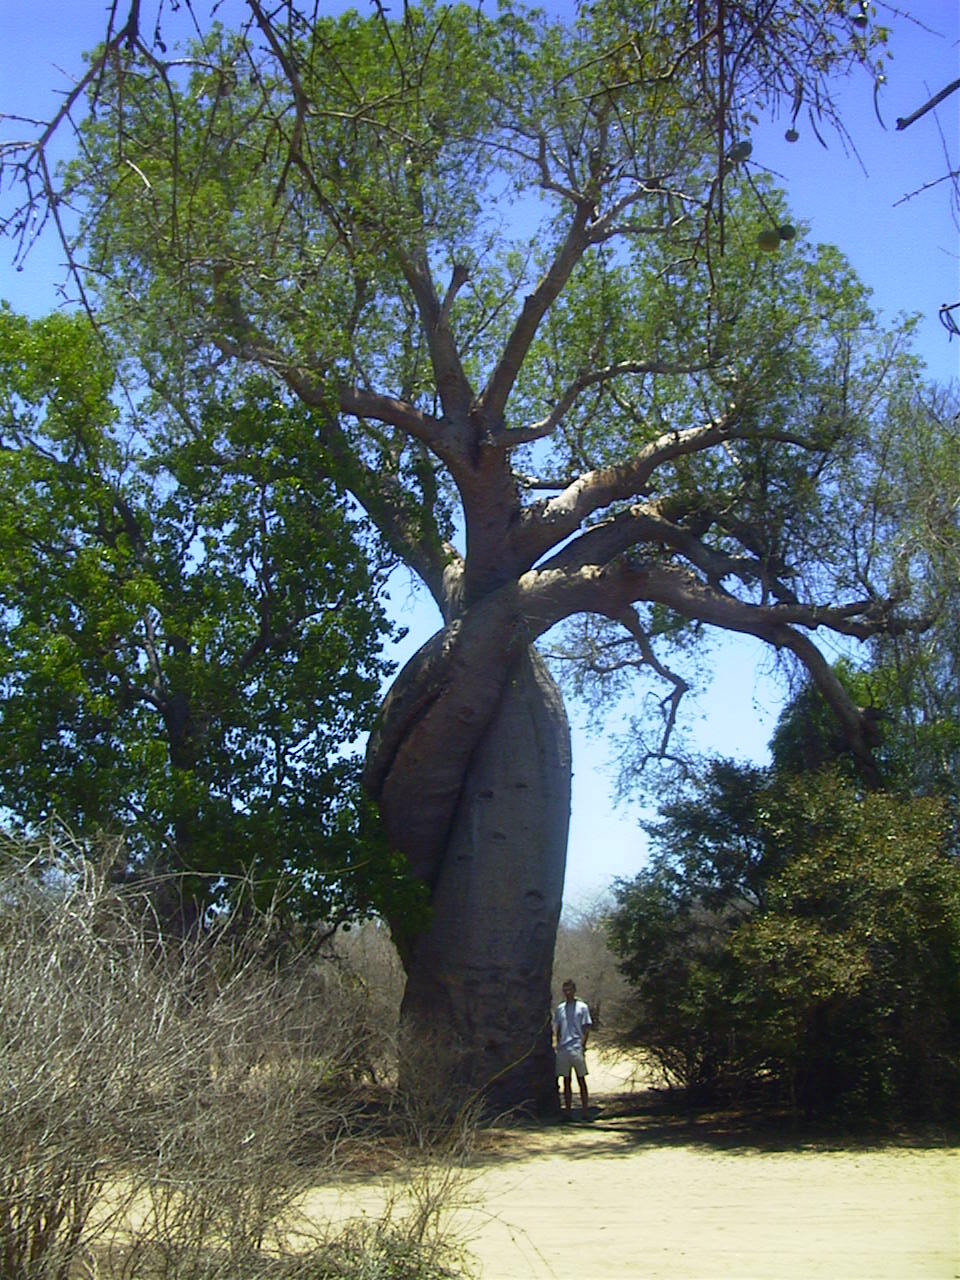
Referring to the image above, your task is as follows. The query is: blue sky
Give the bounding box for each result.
[1,1,958,905]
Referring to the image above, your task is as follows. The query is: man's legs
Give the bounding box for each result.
[561,1071,573,1114]
[574,1068,589,1117]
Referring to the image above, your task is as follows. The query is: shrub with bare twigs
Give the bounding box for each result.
[0,828,470,1280]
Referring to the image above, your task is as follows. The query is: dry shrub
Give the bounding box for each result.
[0,834,161,1279]
[387,1030,487,1255]
[327,920,406,1085]
[0,828,469,1280]
[552,897,633,1040]
[101,1228,466,1280]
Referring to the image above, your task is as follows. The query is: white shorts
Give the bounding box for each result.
[556,1047,587,1079]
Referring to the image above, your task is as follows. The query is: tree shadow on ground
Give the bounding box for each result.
[295,1073,960,1185]
[472,1085,960,1167]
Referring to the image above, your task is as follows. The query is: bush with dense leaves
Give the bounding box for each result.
[607,767,960,1116]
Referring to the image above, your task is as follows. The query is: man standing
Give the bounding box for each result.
[554,979,593,1120]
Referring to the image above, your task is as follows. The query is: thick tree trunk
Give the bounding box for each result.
[384,646,571,1116]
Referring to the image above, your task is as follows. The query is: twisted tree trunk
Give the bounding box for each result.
[367,627,571,1115]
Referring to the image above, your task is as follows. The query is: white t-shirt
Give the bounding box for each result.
[554,998,592,1053]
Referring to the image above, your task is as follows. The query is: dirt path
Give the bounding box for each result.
[303,1052,960,1280]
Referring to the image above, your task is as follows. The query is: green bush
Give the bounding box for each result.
[732,774,960,1115]
[607,769,960,1116]
[605,872,743,1093]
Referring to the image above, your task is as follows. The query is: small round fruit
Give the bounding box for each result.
[853,14,868,28]
[727,139,753,163]
[778,223,797,241]
[756,228,782,252]
[785,127,799,142]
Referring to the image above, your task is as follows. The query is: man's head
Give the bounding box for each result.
[561,979,576,1001]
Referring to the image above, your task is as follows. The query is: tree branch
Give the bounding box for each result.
[281,371,460,608]
[335,384,459,459]
[477,201,594,426]
[512,409,745,567]
[505,358,715,446]
[518,559,898,662]
[537,502,760,596]
[212,324,468,468]
[895,78,960,131]
[608,605,690,755]
[516,556,896,771]
[395,247,475,421]
[207,333,457,606]
[761,624,882,780]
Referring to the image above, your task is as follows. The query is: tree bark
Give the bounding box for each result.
[381,645,571,1116]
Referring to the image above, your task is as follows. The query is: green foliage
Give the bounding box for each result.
[608,764,960,1116]
[861,393,960,801]
[606,759,774,1092]
[733,773,960,1114]
[0,307,422,927]
[764,389,960,805]
[769,660,877,779]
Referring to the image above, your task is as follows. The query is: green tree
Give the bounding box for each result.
[860,391,960,802]
[606,759,774,1092]
[732,773,960,1116]
[0,306,417,929]
[770,387,959,806]
[608,678,960,1115]
[2,1,932,1109]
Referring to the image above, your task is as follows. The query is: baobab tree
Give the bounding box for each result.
[2,0,925,1110]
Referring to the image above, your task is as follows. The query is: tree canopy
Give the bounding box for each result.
[5,2,923,766]
[0,306,421,927]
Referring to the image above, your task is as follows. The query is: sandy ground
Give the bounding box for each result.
[301,1051,960,1280]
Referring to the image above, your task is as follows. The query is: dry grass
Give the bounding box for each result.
[0,831,650,1280]
[0,828,472,1280]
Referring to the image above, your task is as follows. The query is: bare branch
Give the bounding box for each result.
[513,471,581,491]
[538,502,761,597]
[512,409,745,567]
[892,167,960,208]
[587,180,695,242]
[506,358,716,447]
[438,262,470,326]
[895,77,960,131]
[477,202,593,426]
[610,606,690,759]
[605,560,894,643]
[518,556,902,669]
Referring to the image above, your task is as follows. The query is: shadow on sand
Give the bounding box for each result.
[471,1084,960,1167]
